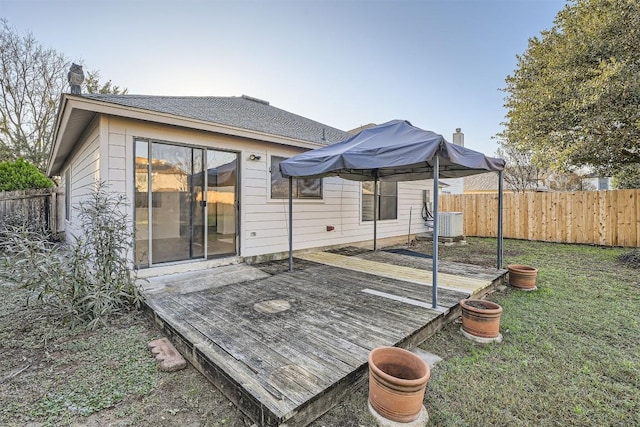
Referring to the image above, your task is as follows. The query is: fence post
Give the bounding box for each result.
[50,189,58,235]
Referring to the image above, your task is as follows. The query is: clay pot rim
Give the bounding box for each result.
[368,346,430,387]
[508,264,538,273]
[460,299,503,314]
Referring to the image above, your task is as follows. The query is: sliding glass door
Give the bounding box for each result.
[135,140,238,268]
[206,149,237,257]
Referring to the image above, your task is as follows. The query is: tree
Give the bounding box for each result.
[0,19,67,170]
[0,20,126,171]
[84,70,128,95]
[612,163,640,189]
[498,0,640,176]
[548,171,595,191]
[0,158,53,191]
[496,142,548,192]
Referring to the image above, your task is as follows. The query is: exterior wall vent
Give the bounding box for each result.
[438,212,464,237]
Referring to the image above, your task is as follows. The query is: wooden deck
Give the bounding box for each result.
[144,249,507,426]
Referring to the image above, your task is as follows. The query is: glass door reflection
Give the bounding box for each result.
[205,149,237,257]
[150,143,205,264]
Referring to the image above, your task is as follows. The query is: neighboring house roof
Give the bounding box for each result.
[348,123,377,135]
[48,93,352,175]
[464,172,553,193]
[81,94,350,145]
[463,172,503,192]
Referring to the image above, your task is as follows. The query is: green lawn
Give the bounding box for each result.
[422,238,640,426]
[1,238,638,426]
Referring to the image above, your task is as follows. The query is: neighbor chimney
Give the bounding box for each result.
[453,128,464,146]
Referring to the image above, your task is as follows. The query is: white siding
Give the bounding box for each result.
[583,177,612,191]
[91,116,434,262]
[242,167,433,257]
[62,121,100,241]
[437,177,464,195]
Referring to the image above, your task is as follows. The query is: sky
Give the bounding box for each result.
[1,0,566,155]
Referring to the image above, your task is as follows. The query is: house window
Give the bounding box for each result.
[362,181,397,221]
[64,167,71,221]
[270,156,322,199]
[598,178,609,190]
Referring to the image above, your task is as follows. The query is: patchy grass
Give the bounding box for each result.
[424,238,640,426]
[2,238,639,426]
[0,283,248,427]
[618,247,640,269]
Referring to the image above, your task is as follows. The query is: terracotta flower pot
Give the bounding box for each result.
[368,346,430,423]
[508,264,538,290]
[460,299,503,339]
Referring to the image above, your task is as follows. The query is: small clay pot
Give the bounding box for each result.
[368,346,430,423]
[508,264,538,290]
[460,299,503,338]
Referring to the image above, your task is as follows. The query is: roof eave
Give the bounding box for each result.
[47,95,327,176]
[46,94,70,176]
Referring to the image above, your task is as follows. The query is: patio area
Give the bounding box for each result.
[142,248,507,426]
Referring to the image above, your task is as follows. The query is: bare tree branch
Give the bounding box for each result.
[0,19,67,170]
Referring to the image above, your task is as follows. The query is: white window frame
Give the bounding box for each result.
[361,180,398,221]
[269,155,323,200]
[64,167,71,222]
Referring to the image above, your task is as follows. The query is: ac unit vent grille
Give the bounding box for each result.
[437,212,464,237]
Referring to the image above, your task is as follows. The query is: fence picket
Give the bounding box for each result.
[441,189,640,247]
[0,188,57,233]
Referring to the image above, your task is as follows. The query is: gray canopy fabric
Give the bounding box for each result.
[279,120,505,181]
[279,119,505,309]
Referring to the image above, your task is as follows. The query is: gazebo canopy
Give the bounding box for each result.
[279,120,505,180]
[279,119,506,309]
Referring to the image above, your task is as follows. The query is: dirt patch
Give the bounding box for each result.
[0,282,250,427]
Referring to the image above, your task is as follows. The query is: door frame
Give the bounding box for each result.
[134,138,240,268]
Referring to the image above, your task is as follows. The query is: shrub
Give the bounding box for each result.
[0,182,142,328]
[0,158,53,191]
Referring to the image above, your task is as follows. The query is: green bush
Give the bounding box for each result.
[0,158,53,191]
[0,182,142,329]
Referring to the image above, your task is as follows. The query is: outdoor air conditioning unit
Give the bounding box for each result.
[437,212,464,238]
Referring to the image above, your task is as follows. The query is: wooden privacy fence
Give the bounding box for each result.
[440,189,640,247]
[0,188,60,233]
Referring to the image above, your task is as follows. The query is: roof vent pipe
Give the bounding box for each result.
[453,128,464,147]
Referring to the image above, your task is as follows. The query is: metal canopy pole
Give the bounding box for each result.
[373,170,378,251]
[497,170,504,269]
[431,156,439,309]
[288,176,293,272]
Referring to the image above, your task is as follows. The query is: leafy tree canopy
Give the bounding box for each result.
[0,19,126,171]
[0,158,53,191]
[612,163,640,189]
[498,0,640,176]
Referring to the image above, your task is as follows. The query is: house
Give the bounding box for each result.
[463,171,551,194]
[581,175,613,190]
[463,172,508,194]
[47,93,434,273]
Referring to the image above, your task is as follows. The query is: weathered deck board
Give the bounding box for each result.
[360,249,507,282]
[297,251,496,294]
[144,251,506,426]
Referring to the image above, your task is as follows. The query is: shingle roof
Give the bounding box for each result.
[81,94,351,145]
[464,172,501,191]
